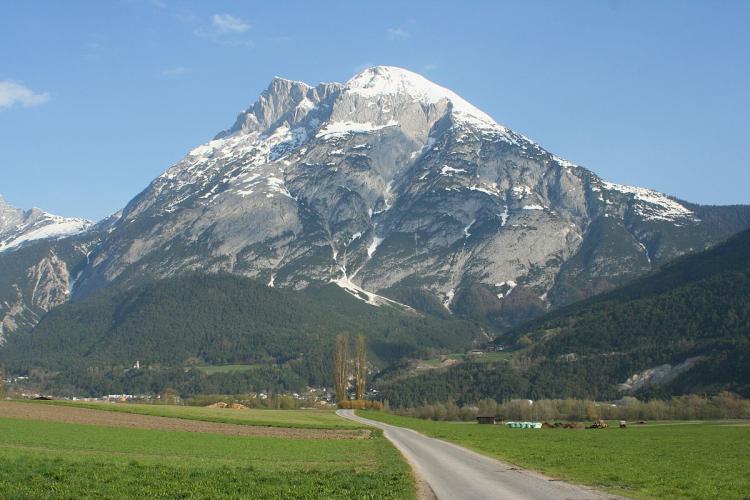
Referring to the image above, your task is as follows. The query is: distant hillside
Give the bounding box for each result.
[0,273,485,394]
[504,226,750,396]
[377,229,750,406]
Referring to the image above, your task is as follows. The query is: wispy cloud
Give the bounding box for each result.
[161,66,190,76]
[423,63,439,72]
[151,0,167,8]
[0,80,50,110]
[386,27,411,41]
[212,13,250,34]
[193,13,254,47]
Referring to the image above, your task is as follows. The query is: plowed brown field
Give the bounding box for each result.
[0,402,369,439]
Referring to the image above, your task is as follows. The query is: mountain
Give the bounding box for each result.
[0,196,91,253]
[0,197,93,341]
[0,273,485,395]
[67,66,749,328]
[376,228,750,406]
[2,66,749,345]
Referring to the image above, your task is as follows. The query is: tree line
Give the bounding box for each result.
[392,392,750,422]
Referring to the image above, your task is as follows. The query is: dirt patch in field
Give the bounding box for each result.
[0,402,370,440]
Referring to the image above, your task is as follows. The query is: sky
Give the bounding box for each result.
[1,0,749,221]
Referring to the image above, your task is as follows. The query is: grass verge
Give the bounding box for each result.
[357,411,750,499]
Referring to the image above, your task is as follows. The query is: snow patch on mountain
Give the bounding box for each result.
[599,181,696,222]
[316,119,399,139]
[443,289,455,308]
[441,165,467,176]
[469,183,501,197]
[499,206,510,226]
[367,236,384,258]
[512,185,532,199]
[463,219,476,238]
[332,271,410,309]
[495,280,517,299]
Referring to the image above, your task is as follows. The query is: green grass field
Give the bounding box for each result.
[358,412,750,500]
[0,412,413,499]
[469,351,513,363]
[37,400,360,429]
[194,364,260,374]
[417,350,512,368]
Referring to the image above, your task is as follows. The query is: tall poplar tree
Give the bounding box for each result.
[355,334,366,400]
[334,333,349,404]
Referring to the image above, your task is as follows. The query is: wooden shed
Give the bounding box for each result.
[476,415,496,425]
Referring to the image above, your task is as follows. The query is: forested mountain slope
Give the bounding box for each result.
[505,226,750,396]
[376,229,750,406]
[0,273,485,393]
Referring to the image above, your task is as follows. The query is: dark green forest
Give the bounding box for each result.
[0,274,483,396]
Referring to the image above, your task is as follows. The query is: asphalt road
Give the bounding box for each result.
[338,410,618,500]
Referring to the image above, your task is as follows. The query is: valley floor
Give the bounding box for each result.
[0,401,414,499]
[357,411,750,500]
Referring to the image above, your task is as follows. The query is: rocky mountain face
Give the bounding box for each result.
[0,197,94,341]
[67,66,749,327]
[2,67,749,341]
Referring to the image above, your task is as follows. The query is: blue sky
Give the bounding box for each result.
[1,0,749,221]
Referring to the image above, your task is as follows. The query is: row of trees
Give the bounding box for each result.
[14,364,310,399]
[334,333,367,404]
[393,392,750,421]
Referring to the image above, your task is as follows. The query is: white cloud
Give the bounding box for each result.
[194,13,253,46]
[386,27,411,40]
[212,13,250,34]
[0,80,50,110]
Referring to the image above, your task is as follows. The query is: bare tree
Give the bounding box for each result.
[160,387,179,405]
[334,333,349,404]
[354,334,366,400]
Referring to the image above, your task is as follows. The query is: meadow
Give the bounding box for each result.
[194,364,261,374]
[37,400,360,429]
[359,411,750,499]
[0,402,413,499]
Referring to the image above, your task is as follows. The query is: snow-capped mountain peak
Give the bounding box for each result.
[0,196,92,253]
[68,67,749,321]
[345,66,496,125]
